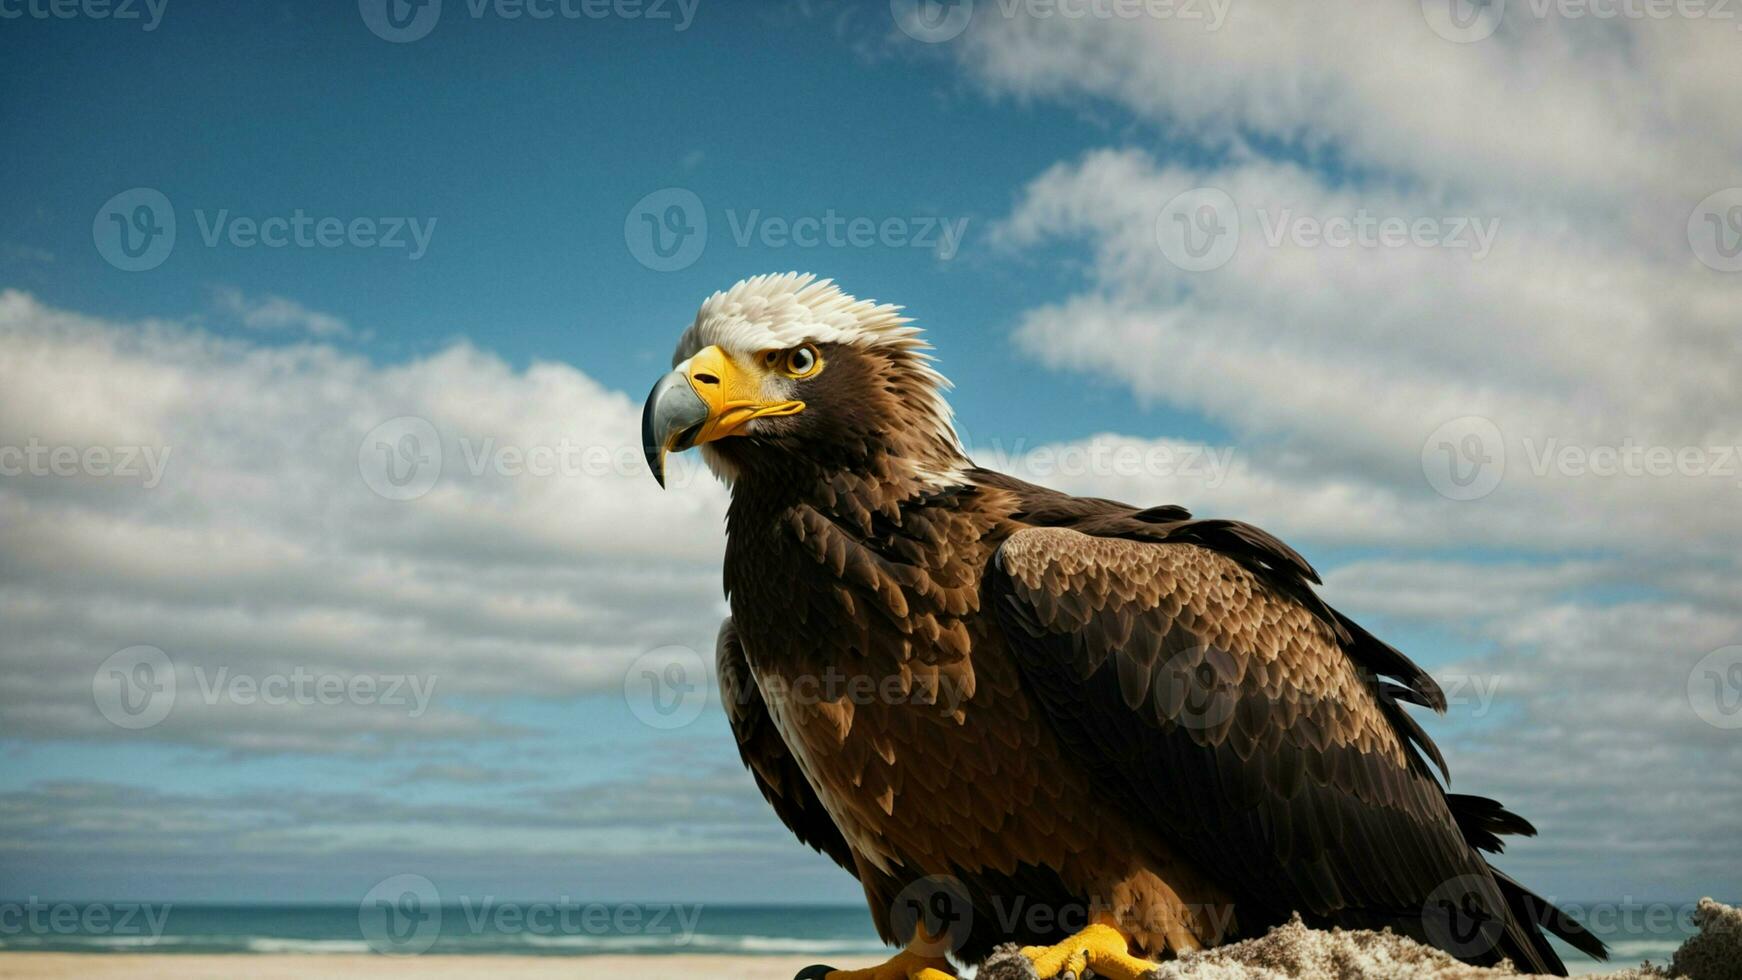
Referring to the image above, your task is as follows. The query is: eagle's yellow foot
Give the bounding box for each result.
[793,950,956,980]
[1008,918,1160,980]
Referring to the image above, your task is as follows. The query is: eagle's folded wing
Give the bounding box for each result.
[716,618,858,875]
[986,526,1577,972]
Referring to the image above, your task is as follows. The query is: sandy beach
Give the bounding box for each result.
[5,899,1736,980]
[0,953,879,979]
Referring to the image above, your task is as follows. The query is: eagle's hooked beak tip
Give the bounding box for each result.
[643,345,807,487]
[641,366,708,489]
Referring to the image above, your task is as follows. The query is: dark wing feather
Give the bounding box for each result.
[715,618,857,874]
[988,527,1591,973]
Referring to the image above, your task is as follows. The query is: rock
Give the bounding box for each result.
[970,899,1741,980]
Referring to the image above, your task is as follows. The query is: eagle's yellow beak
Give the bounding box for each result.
[641,345,805,487]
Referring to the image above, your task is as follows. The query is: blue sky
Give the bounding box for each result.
[2,0,1739,918]
[2,0,1209,446]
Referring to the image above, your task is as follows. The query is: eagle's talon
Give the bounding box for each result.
[802,949,957,980]
[1019,922,1159,980]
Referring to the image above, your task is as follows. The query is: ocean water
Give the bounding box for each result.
[0,904,886,957]
[0,901,1695,969]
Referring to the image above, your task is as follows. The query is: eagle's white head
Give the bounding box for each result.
[644,273,962,488]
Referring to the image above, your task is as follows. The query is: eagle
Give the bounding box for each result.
[640,274,1606,979]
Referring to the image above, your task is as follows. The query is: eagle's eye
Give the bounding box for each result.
[777,344,822,379]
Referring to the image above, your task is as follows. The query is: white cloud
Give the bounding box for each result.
[0,290,730,752]
[978,39,1742,561]
[958,2,1740,210]
[210,285,353,337]
[956,2,1742,900]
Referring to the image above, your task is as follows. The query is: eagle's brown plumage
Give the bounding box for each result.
[647,274,1605,976]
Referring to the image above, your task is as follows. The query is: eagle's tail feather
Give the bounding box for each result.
[1445,793,1536,854]
[1492,866,1611,965]
[1440,795,1607,973]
